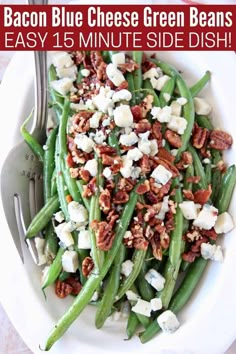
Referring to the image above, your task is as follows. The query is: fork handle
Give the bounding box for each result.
[34,51,48,133]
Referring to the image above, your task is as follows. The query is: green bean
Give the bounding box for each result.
[44,222,58,262]
[51,169,57,196]
[45,183,141,350]
[143,79,160,107]
[26,195,60,238]
[195,114,213,130]
[59,271,70,282]
[59,100,82,203]
[183,164,194,191]
[126,72,136,106]
[160,184,183,309]
[77,249,89,286]
[76,180,90,211]
[180,260,191,272]
[108,126,120,153]
[205,163,212,186]
[137,250,155,302]
[188,145,208,190]
[126,311,139,340]
[95,244,126,329]
[152,59,178,78]
[140,257,207,343]
[128,284,151,328]
[133,51,143,104]
[159,76,176,108]
[43,128,57,202]
[215,165,236,214]
[190,71,211,98]
[211,150,222,203]
[115,249,147,302]
[42,247,65,291]
[48,64,64,121]
[20,111,44,162]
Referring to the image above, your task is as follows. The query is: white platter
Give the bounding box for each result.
[0,51,236,354]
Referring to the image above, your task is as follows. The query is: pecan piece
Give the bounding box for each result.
[55,280,73,298]
[66,153,74,168]
[131,105,143,122]
[92,221,115,251]
[99,188,111,214]
[135,119,151,134]
[201,227,217,240]
[66,277,82,296]
[140,95,153,118]
[113,190,129,204]
[186,176,201,184]
[136,180,150,195]
[183,189,194,201]
[182,251,199,263]
[130,224,149,250]
[118,178,135,192]
[157,147,175,163]
[154,157,179,177]
[209,129,233,150]
[194,185,212,205]
[139,155,152,174]
[79,169,91,182]
[82,177,96,198]
[71,111,92,133]
[192,123,209,149]
[70,167,80,179]
[150,234,162,260]
[151,121,163,147]
[160,232,170,249]
[96,145,117,156]
[82,257,94,277]
[164,129,182,148]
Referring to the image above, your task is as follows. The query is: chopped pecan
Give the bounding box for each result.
[96,145,117,156]
[142,58,156,73]
[209,130,233,150]
[129,224,149,250]
[191,236,208,253]
[115,80,128,91]
[82,257,94,277]
[146,191,160,204]
[73,51,86,66]
[165,210,175,233]
[82,177,96,197]
[186,176,201,184]
[118,56,139,73]
[99,188,111,214]
[144,204,161,222]
[139,155,152,174]
[157,147,175,163]
[164,129,182,148]
[71,111,92,133]
[92,221,115,251]
[200,228,217,240]
[131,105,143,122]
[90,51,107,80]
[79,169,91,182]
[109,157,123,175]
[71,150,92,165]
[136,180,150,195]
[135,119,151,134]
[104,179,115,192]
[192,123,209,149]
[194,185,212,205]
[113,190,129,204]
[66,277,82,296]
[150,234,162,260]
[118,178,135,192]
[154,157,179,177]
[185,229,201,242]
[55,280,73,298]
[154,222,166,235]
[66,153,74,168]
[140,95,153,118]
[70,167,80,179]
[182,151,193,165]
[160,232,170,249]
[183,189,194,201]
[182,251,199,263]
[107,210,119,228]
[151,121,163,147]
[145,225,154,240]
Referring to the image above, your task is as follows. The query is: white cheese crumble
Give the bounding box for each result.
[78,229,91,249]
[34,237,46,266]
[103,167,112,179]
[201,243,224,262]
[155,75,171,91]
[68,201,88,225]
[151,165,172,185]
[193,204,218,230]
[121,260,134,277]
[119,132,138,146]
[127,147,143,162]
[112,89,132,103]
[132,299,152,317]
[163,93,171,103]
[157,310,180,334]
[194,97,212,115]
[145,269,165,291]
[112,52,125,66]
[62,250,79,273]
[176,97,188,106]
[84,159,98,177]
[55,223,74,247]
[150,298,163,311]
[106,63,125,87]
[167,115,187,135]
[89,111,103,129]
[93,130,106,144]
[151,106,172,123]
[92,87,114,113]
[214,212,234,234]
[113,105,133,128]
[50,78,74,96]
[120,157,133,178]
[51,51,74,68]
[179,201,199,220]
[126,290,140,302]
[170,100,182,117]
[156,196,170,220]
[80,68,90,77]
[54,211,65,223]
[74,133,94,153]
[143,67,161,81]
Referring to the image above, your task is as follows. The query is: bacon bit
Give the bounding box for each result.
[182,251,199,263]
[183,189,194,201]
[113,190,129,204]
[141,95,153,118]
[131,105,143,122]
[70,168,80,179]
[104,179,115,193]
[191,236,208,253]
[99,188,111,214]
[66,153,74,168]
[139,155,152,175]
[71,111,92,133]
[55,280,73,298]
[209,130,233,150]
[92,221,115,251]
[194,185,212,205]
[151,121,163,147]
[79,169,91,182]
[192,123,209,149]
[82,177,96,198]
[157,147,175,163]
[118,178,135,192]
[150,234,162,260]
[96,145,117,156]
[164,130,182,148]
[186,176,201,184]
[200,228,218,240]
[135,119,151,134]
[82,257,94,277]
[66,195,73,203]
[66,277,82,296]
[136,180,150,195]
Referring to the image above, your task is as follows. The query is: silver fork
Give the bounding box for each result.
[0,50,48,264]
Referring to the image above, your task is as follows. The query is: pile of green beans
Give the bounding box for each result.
[20,51,235,350]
